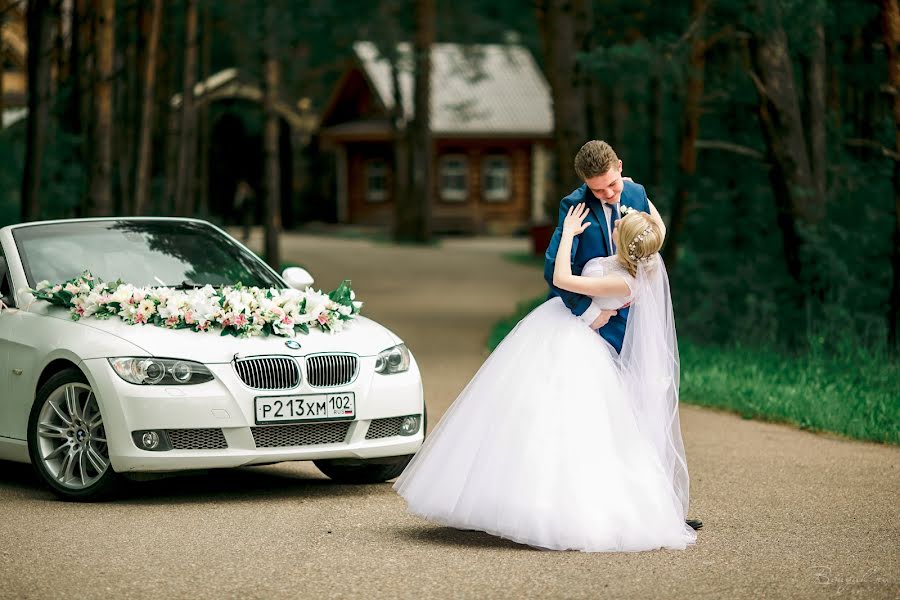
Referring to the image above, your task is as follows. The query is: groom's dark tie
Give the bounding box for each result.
[609,202,620,253]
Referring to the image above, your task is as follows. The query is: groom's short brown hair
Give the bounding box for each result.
[574,140,619,180]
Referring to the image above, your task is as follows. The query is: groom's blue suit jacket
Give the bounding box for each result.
[543,180,650,353]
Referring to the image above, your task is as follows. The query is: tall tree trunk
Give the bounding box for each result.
[116,0,139,212]
[882,0,900,350]
[396,0,433,242]
[663,0,706,268]
[263,2,281,269]
[88,0,114,216]
[162,38,179,214]
[380,1,409,240]
[52,0,64,91]
[389,50,409,240]
[803,20,827,201]
[196,0,211,218]
[0,5,6,121]
[133,0,161,216]
[174,0,198,216]
[536,0,588,216]
[648,65,664,199]
[749,1,821,274]
[63,0,80,129]
[21,0,54,222]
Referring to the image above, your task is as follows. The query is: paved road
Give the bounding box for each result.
[1,232,898,599]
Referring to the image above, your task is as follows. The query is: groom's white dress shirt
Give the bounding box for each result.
[577,200,618,327]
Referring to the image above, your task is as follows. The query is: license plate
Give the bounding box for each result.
[254,393,355,425]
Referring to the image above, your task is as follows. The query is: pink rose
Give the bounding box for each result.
[317,314,328,325]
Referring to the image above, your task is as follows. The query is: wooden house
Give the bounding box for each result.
[319,42,553,234]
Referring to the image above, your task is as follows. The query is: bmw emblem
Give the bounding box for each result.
[285,340,301,350]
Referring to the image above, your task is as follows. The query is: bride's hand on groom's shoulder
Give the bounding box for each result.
[563,203,592,237]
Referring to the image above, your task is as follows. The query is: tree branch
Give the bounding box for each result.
[845,137,900,161]
[696,139,767,160]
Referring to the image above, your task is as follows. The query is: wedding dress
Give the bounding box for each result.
[394,255,695,552]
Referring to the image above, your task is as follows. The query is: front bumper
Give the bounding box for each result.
[81,355,425,473]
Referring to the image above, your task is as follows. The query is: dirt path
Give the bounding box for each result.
[0,232,896,599]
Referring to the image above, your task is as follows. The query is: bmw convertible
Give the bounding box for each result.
[0,218,424,500]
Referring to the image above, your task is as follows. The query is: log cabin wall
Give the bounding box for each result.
[345,138,536,233]
[346,141,395,227]
[431,139,532,234]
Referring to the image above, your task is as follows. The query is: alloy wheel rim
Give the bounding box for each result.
[36,383,109,490]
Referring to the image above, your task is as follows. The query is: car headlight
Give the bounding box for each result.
[374,344,410,374]
[108,357,214,385]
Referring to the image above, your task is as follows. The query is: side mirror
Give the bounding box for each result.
[282,267,314,290]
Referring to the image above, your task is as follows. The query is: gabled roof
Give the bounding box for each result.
[351,41,552,137]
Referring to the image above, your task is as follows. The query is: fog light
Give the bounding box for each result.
[399,415,420,436]
[141,431,160,449]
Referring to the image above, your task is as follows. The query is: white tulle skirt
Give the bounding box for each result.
[394,298,696,552]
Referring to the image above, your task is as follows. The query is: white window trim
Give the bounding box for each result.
[482,155,511,202]
[439,154,469,202]
[365,159,388,203]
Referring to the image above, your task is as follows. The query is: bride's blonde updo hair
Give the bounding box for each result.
[616,211,663,277]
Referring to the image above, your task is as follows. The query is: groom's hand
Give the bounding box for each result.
[590,309,617,330]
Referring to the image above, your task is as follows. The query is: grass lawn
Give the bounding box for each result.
[489,294,899,445]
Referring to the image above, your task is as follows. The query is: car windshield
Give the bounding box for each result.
[13,220,283,289]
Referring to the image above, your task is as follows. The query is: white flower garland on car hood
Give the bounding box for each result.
[28,271,363,338]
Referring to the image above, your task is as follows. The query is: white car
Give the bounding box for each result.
[0,218,425,500]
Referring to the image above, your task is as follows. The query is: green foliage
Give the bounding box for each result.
[680,340,899,445]
[0,96,85,227]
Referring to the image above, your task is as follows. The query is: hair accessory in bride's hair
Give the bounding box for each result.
[627,225,655,263]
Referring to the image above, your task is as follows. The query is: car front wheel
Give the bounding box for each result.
[27,368,118,501]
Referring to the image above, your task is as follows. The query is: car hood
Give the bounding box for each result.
[40,308,400,363]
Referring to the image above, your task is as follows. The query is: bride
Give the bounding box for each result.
[394,204,695,552]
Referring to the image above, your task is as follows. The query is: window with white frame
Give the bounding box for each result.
[365,159,388,202]
[439,155,469,201]
[482,155,511,201]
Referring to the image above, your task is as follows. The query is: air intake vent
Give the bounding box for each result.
[306,354,359,387]
[166,428,228,450]
[365,417,404,440]
[251,422,351,448]
[234,356,301,390]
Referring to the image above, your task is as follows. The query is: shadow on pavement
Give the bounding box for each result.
[0,460,56,501]
[115,465,378,505]
[396,525,536,551]
[0,460,386,504]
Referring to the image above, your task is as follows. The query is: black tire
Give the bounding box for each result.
[314,454,414,483]
[315,406,427,484]
[27,368,119,501]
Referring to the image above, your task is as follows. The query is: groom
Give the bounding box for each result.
[543,140,665,353]
[542,140,702,532]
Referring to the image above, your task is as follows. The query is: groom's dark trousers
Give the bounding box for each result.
[543,180,650,354]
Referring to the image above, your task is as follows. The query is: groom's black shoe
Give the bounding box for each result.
[686,519,703,530]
